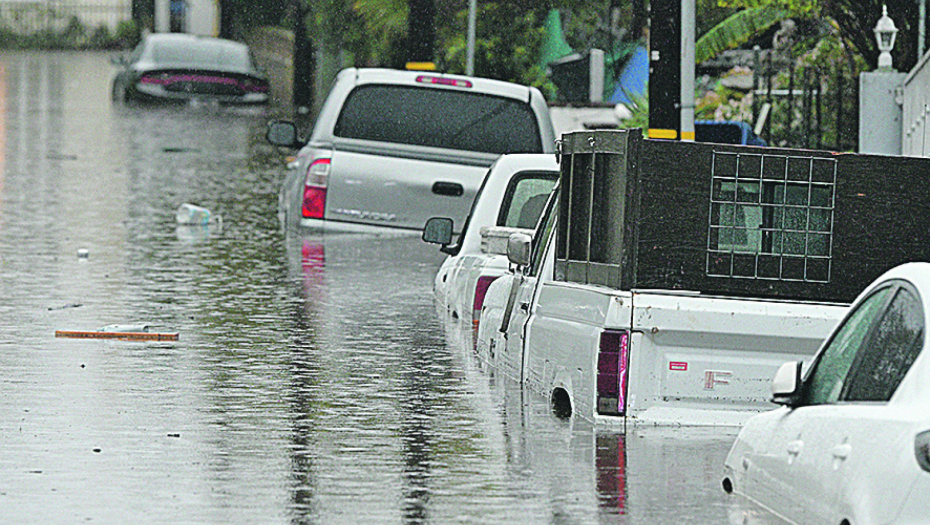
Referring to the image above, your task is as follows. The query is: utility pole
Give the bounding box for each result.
[648,1,681,139]
[648,0,695,140]
[466,0,476,75]
[406,0,436,70]
[293,0,314,117]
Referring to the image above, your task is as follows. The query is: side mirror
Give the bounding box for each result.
[771,361,804,406]
[423,217,454,245]
[266,120,302,148]
[109,54,128,66]
[507,232,532,267]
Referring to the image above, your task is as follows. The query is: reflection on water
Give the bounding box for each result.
[0,51,737,525]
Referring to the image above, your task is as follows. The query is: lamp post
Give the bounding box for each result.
[875,4,898,71]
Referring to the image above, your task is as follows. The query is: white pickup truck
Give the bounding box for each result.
[266,68,556,233]
[474,129,902,426]
[422,153,558,330]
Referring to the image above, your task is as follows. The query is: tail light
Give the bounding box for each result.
[472,275,500,341]
[915,430,930,472]
[597,329,630,416]
[302,157,331,219]
[139,73,170,85]
[240,79,268,93]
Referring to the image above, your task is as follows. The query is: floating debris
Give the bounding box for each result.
[47,303,83,311]
[56,324,179,341]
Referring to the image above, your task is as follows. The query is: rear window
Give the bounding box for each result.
[151,40,252,70]
[333,84,543,154]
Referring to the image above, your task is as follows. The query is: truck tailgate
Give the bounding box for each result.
[628,293,847,416]
[326,149,489,231]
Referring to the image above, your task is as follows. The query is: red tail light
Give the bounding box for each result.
[139,74,170,85]
[597,330,630,416]
[472,275,500,346]
[302,157,330,219]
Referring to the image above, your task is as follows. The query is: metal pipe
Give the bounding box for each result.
[680,0,695,141]
[466,0,476,75]
[920,0,926,58]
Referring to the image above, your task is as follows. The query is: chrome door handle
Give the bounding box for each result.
[787,440,803,456]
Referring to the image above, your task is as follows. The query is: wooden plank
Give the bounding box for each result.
[55,330,179,341]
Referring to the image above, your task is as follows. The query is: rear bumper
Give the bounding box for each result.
[299,217,421,235]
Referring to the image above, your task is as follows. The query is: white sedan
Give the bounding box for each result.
[723,262,930,525]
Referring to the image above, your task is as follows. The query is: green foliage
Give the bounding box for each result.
[616,91,649,133]
[717,0,817,12]
[695,5,792,63]
[437,4,551,88]
[0,12,136,50]
[695,68,754,121]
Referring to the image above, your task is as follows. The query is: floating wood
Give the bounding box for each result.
[55,330,179,341]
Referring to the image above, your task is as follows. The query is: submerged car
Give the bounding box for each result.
[111,33,269,105]
[423,153,558,326]
[723,262,930,525]
[266,67,556,233]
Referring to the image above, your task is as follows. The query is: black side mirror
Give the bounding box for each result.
[506,232,533,267]
[266,120,302,149]
[423,217,454,246]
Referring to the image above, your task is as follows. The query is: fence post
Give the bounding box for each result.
[787,66,794,147]
[816,70,823,150]
[836,70,844,151]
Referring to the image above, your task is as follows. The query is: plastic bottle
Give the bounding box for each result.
[176,203,211,225]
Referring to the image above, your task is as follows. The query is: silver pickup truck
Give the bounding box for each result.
[266,68,556,233]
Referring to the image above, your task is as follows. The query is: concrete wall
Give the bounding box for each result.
[903,51,930,156]
[247,27,294,110]
[859,71,905,155]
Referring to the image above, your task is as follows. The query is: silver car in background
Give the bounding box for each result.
[266,68,556,233]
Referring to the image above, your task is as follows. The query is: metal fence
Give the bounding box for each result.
[751,49,860,152]
[0,0,131,35]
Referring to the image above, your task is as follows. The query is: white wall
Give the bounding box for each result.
[903,51,930,156]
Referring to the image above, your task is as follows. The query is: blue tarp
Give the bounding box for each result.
[609,46,648,105]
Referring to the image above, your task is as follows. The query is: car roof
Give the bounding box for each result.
[492,153,560,173]
[138,34,254,71]
[346,68,535,102]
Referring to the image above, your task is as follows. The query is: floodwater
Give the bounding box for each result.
[0,52,739,524]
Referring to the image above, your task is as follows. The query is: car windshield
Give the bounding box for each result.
[333,85,543,154]
[150,39,252,71]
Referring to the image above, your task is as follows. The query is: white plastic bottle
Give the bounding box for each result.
[176,203,211,225]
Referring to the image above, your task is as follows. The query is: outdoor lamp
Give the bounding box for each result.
[875,4,898,70]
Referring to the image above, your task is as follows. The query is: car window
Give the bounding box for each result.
[333,85,543,154]
[527,191,559,278]
[497,172,558,229]
[804,286,894,405]
[151,40,252,70]
[843,287,924,402]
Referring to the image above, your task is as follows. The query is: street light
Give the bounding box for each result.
[875,4,898,70]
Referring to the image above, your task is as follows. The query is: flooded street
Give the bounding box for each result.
[1,52,738,524]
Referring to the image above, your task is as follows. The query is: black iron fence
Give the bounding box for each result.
[751,48,860,153]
